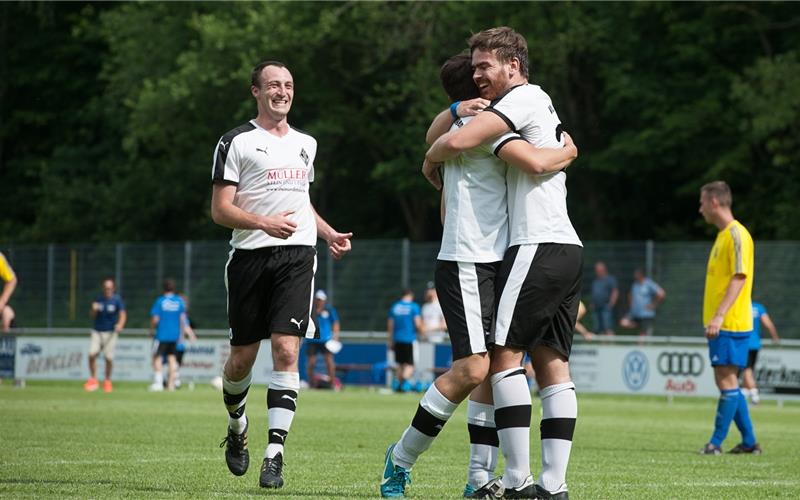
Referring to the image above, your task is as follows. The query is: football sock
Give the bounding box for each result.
[732,389,757,447]
[710,388,740,447]
[538,382,577,493]
[491,367,532,490]
[266,371,300,459]
[393,382,457,470]
[223,371,252,434]
[153,371,164,386]
[466,400,499,489]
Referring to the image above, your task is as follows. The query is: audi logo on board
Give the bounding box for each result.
[657,352,704,376]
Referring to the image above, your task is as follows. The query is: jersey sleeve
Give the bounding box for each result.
[330,306,339,323]
[728,225,750,276]
[212,135,242,185]
[116,296,126,311]
[486,87,533,133]
[0,253,15,282]
[413,303,421,318]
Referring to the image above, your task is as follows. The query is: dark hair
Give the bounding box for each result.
[468,26,530,79]
[440,52,480,102]
[251,60,288,87]
[701,180,732,207]
[163,278,176,293]
[401,288,413,297]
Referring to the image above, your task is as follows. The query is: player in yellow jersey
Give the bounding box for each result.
[698,181,760,455]
[0,252,17,333]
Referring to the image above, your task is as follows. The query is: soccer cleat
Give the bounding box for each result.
[531,483,569,500]
[700,443,722,455]
[381,443,411,497]
[728,443,762,455]
[501,476,536,499]
[464,478,504,498]
[103,380,113,393]
[84,378,99,392]
[260,453,284,488]
[148,382,164,392]
[219,422,249,476]
[750,392,760,405]
[464,483,477,497]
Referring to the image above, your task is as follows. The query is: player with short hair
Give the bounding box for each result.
[742,301,779,404]
[423,27,583,499]
[382,49,577,498]
[148,278,191,392]
[85,278,126,393]
[698,181,761,455]
[387,289,422,394]
[305,289,341,390]
[211,60,352,489]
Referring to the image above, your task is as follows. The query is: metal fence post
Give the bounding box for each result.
[401,238,410,290]
[184,241,193,299]
[115,243,124,294]
[156,242,164,292]
[46,244,54,330]
[646,239,654,277]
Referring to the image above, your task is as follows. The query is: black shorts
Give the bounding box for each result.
[435,260,500,361]
[491,243,583,358]
[225,245,316,346]
[306,342,330,356]
[394,342,414,365]
[175,350,185,365]
[746,349,759,370]
[154,341,178,358]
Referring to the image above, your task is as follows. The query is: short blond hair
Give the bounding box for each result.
[701,181,732,207]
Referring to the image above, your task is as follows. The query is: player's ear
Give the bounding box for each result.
[251,85,259,98]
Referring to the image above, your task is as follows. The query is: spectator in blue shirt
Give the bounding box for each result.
[305,289,341,389]
[620,268,666,336]
[741,302,780,404]
[387,289,422,393]
[148,278,191,392]
[590,261,618,335]
[85,278,127,393]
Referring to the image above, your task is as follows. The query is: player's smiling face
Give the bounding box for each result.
[254,65,294,121]
[472,49,514,100]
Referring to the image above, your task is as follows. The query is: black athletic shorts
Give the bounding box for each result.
[746,349,759,370]
[225,245,316,346]
[154,341,178,358]
[435,260,500,361]
[306,342,330,356]
[394,342,414,365]
[175,350,185,365]
[491,243,583,358]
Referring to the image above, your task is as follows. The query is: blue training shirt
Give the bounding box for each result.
[748,302,767,350]
[307,305,339,343]
[389,299,420,344]
[150,293,186,342]
[93,294,125,332]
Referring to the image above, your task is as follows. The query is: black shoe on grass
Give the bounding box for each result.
[260,453,284,488]
[219,422,249,476]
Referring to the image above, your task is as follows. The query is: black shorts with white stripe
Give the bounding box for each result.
[435,260,501,361]
[225,245,317,346]
[491,244,582,358]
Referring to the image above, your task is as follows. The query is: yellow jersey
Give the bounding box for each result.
[0,252,14,283]
[703,220,753,333]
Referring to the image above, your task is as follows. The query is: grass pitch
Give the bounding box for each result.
[0,381,798,498]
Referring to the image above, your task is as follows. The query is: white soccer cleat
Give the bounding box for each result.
[148,382,164,392]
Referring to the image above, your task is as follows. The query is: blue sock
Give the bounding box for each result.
[732,390,757,447]
[710,388,740,447]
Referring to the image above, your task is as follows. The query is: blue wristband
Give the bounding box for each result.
[450,101,461,120]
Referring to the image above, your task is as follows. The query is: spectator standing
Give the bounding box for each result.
[591,261,618,336]
[741,301,779,404]
[387,289,422,393]
[619,268,666,337]
[148,279,192,392]
[420,282,447,344]
[84,278,126,393]
[305,289,341,390]
[0,252,18,333]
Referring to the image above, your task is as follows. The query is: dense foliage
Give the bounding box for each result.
[2,2,799,243]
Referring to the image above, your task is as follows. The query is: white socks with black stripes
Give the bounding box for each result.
[223,371,252,434]
[538,382,577,493]
[466,400,499,489]
[393,382,458,470]
[491,367,532,490]
[265,371,300,459]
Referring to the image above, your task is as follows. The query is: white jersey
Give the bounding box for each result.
[438,116,518,263]
[488,84,582,247]
[212,120,317,250]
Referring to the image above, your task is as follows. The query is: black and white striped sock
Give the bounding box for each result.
[393,382,458,470]
[223,371,252,434]
[538,382,577,493]
[491,367,532,490]
[466,400,499,489]
[265,371,300,459]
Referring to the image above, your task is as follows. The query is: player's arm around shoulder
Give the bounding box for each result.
[497,131,578,175]
[426,110,510,163]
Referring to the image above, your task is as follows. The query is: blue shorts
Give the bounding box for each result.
[708,331,750,368]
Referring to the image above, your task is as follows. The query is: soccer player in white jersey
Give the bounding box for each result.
[381,52,577,499]
[425,28,584,500]
[211,60,352,490]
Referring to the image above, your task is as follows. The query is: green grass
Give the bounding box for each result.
[0,381,798,498]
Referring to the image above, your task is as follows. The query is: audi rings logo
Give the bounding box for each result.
[657,352,704,376]
[622,350,649,391]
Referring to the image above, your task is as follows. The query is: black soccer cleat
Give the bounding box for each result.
[465,477,504,498]
[219,422,249,476]
[530,484,569,500]
[502,477,537,499]
[700,443,722,455]
[260,453,285,489]
[728,443,763,455]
